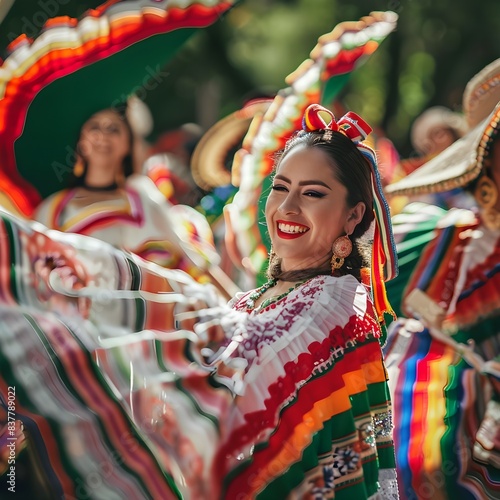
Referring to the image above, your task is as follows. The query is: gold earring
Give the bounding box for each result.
[73,159,84,177]
[330,235,352,273]
[474,174,498,209]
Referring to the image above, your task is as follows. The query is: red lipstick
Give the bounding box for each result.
[276,221,309,240]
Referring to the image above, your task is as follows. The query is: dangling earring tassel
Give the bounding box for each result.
[73,159,85,177]
[331,254,344,271]
[330,235,352,273]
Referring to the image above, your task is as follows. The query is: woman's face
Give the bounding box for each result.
[265,144,365,273]
[78,110,131,166]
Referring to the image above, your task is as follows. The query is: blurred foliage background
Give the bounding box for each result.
[140,0,500,157]
[3,0,500,158]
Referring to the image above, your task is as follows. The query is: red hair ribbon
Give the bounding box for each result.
[302,103,339,132]
[302,103,372,143]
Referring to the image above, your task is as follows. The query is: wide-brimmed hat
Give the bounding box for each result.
[386,58,500,197]
[190,98,272,190]
[0,0,235,215]
[463,58,500,128]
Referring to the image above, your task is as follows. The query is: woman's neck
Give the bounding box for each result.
[281,255,330,274]
[278,260,331,282]
[84,161,121,188]
[80,181,119,192]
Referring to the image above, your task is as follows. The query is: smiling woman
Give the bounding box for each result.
[219,103,400,498]
[246,105,394,312]
[32,105,222,288]
[33,106,180,262]
[267,146,363,269]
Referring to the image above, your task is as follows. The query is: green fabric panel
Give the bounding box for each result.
[331,410,357,439]
[349,394,378,491]
[318,418,333,454]
[385,227,440,318]
[256,433,321,499]
[362,460,379,496]
[367,381,391,407]
[349,392,370,419]
[335,480,369,500]
[441,358,467,496]
[377,447,396,469]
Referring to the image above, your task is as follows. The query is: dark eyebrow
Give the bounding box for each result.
[274,174,332,190]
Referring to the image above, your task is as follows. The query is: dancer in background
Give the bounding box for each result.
[384,58,500,499]
[33,102,242,301]
[388,106,470,214]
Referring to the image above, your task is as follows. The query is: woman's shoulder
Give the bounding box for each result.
[125,174,165,200]
[306,273,367,298]
[236,274,378,371]
[34,189,72,226]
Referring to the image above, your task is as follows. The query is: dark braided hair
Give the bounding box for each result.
[266,129,374,282]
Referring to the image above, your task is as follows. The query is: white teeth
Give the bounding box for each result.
[278,223,308,234]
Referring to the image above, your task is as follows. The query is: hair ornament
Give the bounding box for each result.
[302,104,373,144]
[302,103,339,134]
[337,112,372,143]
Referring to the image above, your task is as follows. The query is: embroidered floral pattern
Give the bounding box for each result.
[231,277,324,356]
[333,444,361,478]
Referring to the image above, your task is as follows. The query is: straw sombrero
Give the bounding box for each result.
[386,58,500,197]
[190,98,272,191]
